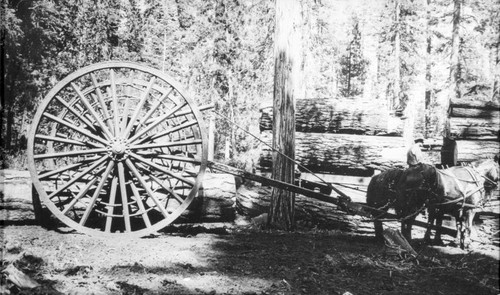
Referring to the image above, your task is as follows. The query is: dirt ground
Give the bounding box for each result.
[1,219,499,295]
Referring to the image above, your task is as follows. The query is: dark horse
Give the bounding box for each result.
[366,163,439,242]
[366,168,405,240]
[424,159,499,249]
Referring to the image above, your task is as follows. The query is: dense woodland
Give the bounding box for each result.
[2,0,499,169]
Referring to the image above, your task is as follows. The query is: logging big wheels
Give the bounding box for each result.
[28,61,208,237]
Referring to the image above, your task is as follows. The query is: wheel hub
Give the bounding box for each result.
[110,139,128,160]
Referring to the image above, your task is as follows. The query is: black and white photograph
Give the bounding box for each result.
[1,0,499,294]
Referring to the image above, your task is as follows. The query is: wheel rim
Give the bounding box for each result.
[28,61,208,237]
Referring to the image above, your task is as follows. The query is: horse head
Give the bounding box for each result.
[473,159,499,202]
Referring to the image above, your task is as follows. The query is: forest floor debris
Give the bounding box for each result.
[1,223,498,295]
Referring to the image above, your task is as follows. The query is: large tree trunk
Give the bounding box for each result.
[446,0,463,137]
[393,0,401,110]
[424,0,433,138]
[269,0,301,230]
[494,30,499,100]
[259,98,403,135]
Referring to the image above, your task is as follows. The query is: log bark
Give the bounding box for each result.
[455,140,500,162]
[269,0,301,231]
[450,98,500,111]
[0,170,36,222]
[259,131,408,175]
[236,182,373,233]
[450,106,500,120]
[260,98,403,135]
[450,116,499,140]
[180,173,237,223]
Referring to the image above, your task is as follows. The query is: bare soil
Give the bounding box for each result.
[1,222,499,295]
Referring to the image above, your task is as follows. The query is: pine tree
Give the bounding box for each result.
[338,16,368,98]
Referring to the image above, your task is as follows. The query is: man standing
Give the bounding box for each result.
[407,138,424,167]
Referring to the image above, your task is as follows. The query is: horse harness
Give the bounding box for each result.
[433,166,485,209]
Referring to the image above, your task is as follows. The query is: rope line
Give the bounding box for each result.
[211,109,351,202]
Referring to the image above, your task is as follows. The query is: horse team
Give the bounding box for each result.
[366,158,499,249]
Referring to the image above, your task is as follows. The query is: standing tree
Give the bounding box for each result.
[394,0,401,111]
[268,0,302,231]
[338,15,368,98]
[444,0,462,139]
[424,0,433,138]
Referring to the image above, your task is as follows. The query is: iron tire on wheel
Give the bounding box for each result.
[28,61,208,238]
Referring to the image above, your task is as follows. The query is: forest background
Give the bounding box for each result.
[2,0,499,170]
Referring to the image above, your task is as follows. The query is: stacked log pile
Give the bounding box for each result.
[449,98,499,161]
[259,98,408,175]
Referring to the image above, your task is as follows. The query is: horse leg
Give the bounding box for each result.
[463,209,476,249]
[401,217,414,242]
[374,219,384,242]
[433,209,444,245]
[454,211,466,249]
[424,206,435,243]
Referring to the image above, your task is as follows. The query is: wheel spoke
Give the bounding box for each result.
[39,162,87,180]
[135,153,201,165]
[71,82,114,140]
[35,134,103,147]
[138,119,198,144]
[129,182,152,228]
[61,178,98,215]
[124,158,170,218]
[47,155,109,199]
[105,175,119,233]
[79,161,115,226]
[117,162,132,232]
[127,102,187,144]
[90,73,114,133]
[120,75,133,137]
[33,147,108,160]
[123,77,156,139]
[130,138,202,151]
[54,96,96,132]
[136,88,174,130]
[110,69,121,136]
[43,112,109,145]
[129,152,195,186]
[149,174,185,204]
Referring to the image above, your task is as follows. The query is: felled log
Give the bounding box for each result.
[0,170,35,222]
[0,170,237,224]
[450,98,500,112]
[450,99,499,119]
[456,140,500,162]
[259,131,407,176]
[236,182,373,233]
[260,98,403,135]
[180,173,236,222]
[450,117,499,141]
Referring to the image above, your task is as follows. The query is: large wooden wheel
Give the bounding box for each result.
[28,61,208,237]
